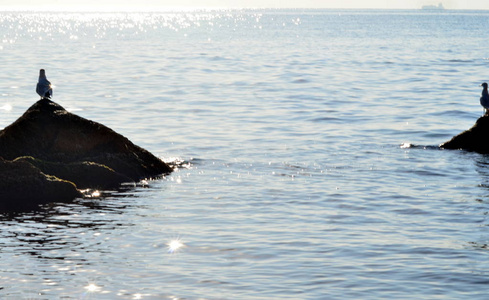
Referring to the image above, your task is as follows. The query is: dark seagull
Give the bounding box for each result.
[36,69,52,99]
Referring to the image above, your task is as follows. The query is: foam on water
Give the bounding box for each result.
[1,9,489,299]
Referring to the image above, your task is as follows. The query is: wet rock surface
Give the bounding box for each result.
[14,156,133,190]
[0,157,82,210]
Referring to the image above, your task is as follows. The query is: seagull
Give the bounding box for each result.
[36,69,52,99]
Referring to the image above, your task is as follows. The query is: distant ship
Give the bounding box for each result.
[422,3,445,10]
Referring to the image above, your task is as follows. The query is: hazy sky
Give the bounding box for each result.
[2,0,489,10]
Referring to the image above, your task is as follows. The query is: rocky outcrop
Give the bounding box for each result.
[0,99,173,208]
[440,115,489,153]
[0,157,82,210]
[0,99,172,179]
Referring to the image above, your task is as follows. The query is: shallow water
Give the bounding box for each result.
[1,9,489,299]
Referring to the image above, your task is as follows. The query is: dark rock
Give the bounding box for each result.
[0,99,173,181]
[0,157,82,210]
[440,115,489,153]
[14,156,133,190]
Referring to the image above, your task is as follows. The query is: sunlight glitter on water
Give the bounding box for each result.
[167,239,184,254]
[3,9,489,300]
[0,104,12,111]
[84,283,101,293]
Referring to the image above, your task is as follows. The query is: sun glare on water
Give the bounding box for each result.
[85,283,101,293]
[167,239,184,253]
[5,3,224,12]
[0,104,12,111]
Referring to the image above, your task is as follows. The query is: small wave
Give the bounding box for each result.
[400,143,440,150]
[210,55,227,61]
[428,110,475,118]
[409,169,449,177]
[447,59,475,63]
[422,132,454,139]
[164,157,198,170]
[292,78,310,84]
[310,116,342,123]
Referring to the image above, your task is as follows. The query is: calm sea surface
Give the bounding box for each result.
[1,8,489,299]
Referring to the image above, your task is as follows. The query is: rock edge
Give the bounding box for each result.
[440,115,489,153]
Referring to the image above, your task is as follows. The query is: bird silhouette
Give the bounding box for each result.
[36,69,52,99]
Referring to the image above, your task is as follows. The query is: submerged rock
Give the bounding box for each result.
[0,157,82,210]
[0,99,173,208]
[440,115,489,153]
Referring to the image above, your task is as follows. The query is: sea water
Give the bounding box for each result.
[1,9,489,299]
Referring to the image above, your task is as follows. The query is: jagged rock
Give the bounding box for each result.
[0,99,172,181]
[0,157,82,210]
[14,156,133,190]
[440,115,489,153]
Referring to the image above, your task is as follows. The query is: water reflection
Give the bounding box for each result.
[0,158,191,266]
[468,156,489,253]
[0,185,144,261]
[475,156,489,200]
[0,185,152,298]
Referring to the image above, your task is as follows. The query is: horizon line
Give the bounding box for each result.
[0,6,488,12]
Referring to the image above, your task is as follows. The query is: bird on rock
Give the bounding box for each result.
[36,69,52,99]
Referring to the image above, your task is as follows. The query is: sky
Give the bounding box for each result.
[1,0,489,11]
